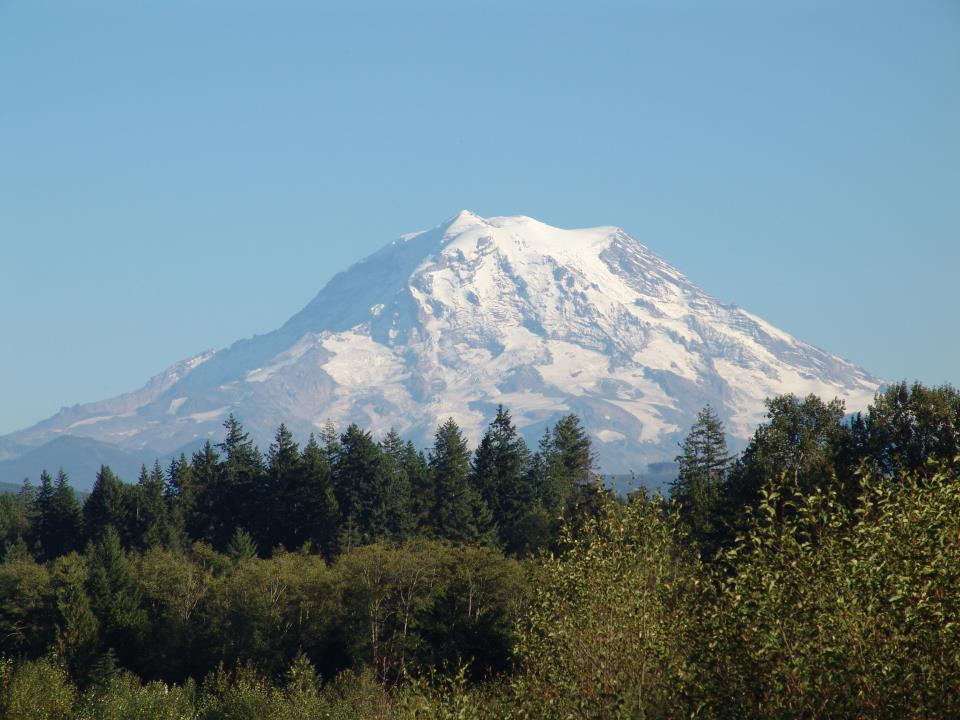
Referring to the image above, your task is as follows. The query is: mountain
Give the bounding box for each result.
[0,436,161,492]
[2,211,880,484]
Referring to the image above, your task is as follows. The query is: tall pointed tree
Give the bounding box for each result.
[29,470,56,559]
[83,466,130,545]
[470,406,534,552]
[264,423,302,550]
[187,441,221,543]
[379,429,415,541]
[670,405,732,549]
[428,418,493,544]
[214,415,265,549]
[295,434,339,557]
[47,470,83,559]
[130,461,168,550]
[86,525,146,667]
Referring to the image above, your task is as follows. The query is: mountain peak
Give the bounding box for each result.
[2,211,882,481]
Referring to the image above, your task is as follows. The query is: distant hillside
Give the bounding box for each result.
[0,435,164,491]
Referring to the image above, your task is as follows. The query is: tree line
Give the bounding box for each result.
[1,380,959,719]
[0,407,595,565]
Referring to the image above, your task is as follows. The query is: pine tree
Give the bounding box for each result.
[470,406,534,552]
[333,424,391,548]
[264,423,302,550]
[50,553,98,677]
[403,440,431,530]
[226,527,259,562]
[83,466,130,545]
[428,418,493,544]
[130,461,168,550]
[670,405,732,549]
[164,453,194,546]
[214,415,265,550]
[379,429,415,541]
[47,470,83,559]
[535,414,596,517]
[296,434,339,557]
[86,525,146,666]
[187,441,221,543]
[30,470,56,559]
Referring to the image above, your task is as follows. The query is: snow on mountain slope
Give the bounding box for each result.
[3,211,881,474]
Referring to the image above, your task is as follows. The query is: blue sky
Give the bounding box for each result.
[1,0,957,435]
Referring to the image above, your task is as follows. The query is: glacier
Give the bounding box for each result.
[2,211,881,478]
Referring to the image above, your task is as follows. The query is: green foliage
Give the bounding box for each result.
[852,381,960,479]
[671,404,732,552]
[0,551,52,656]
[50,553,99,677]
[511,491,700,718]
[83,467,130,546]
[86,526,147,668]
[722,394,850,544]
[691,461,960,718]
[5,395,960,718]
[470,406,536,554]
[427,419,494,545]
[0,656,75,720]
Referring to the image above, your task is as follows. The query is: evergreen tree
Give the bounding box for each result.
[50,553,98,678]
[379,429,415,541]
[428,418,493,544]
[333,424,398,548]
[670,405,732,550]
[226,527,259,562]
[295,434,339,557]
[187,441,221,543]
[29,470,56,559]
[83,466,130,545]
[0,487,33,559]
[214,415,265,550]
[164,453,194,546]
[47,470,83,559]
[86,525,146,667]
[403,440,431,530]
[470,406,534,553]
[264,423,302,550]
[130,461,169,550]
[532,414,597,525]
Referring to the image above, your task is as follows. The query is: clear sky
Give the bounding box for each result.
[1,0,957,436]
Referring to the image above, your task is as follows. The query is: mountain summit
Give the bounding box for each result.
[4,212,880,478]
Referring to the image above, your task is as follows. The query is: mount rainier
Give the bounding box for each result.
[3,211,880,485]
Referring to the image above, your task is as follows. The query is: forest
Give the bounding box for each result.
[1,381,959,719]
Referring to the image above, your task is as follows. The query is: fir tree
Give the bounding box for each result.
[188,441,221,543]
[428,418,493,544]
[379,429,415,540]
[295,434,339,557]
[47,470,83,559]
[670,405,732,549]
[83,466,130,545]
[130,461,168,550]
[264,423,302,550]
[333,424,393,548]
[214,415,265,550]
[470,406,534,552]
[226,527,259,562]
[86,525,146,667]
[30,470,56,559]
[164,453,194,546]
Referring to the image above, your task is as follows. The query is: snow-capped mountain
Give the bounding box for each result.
[3,211,880,478]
